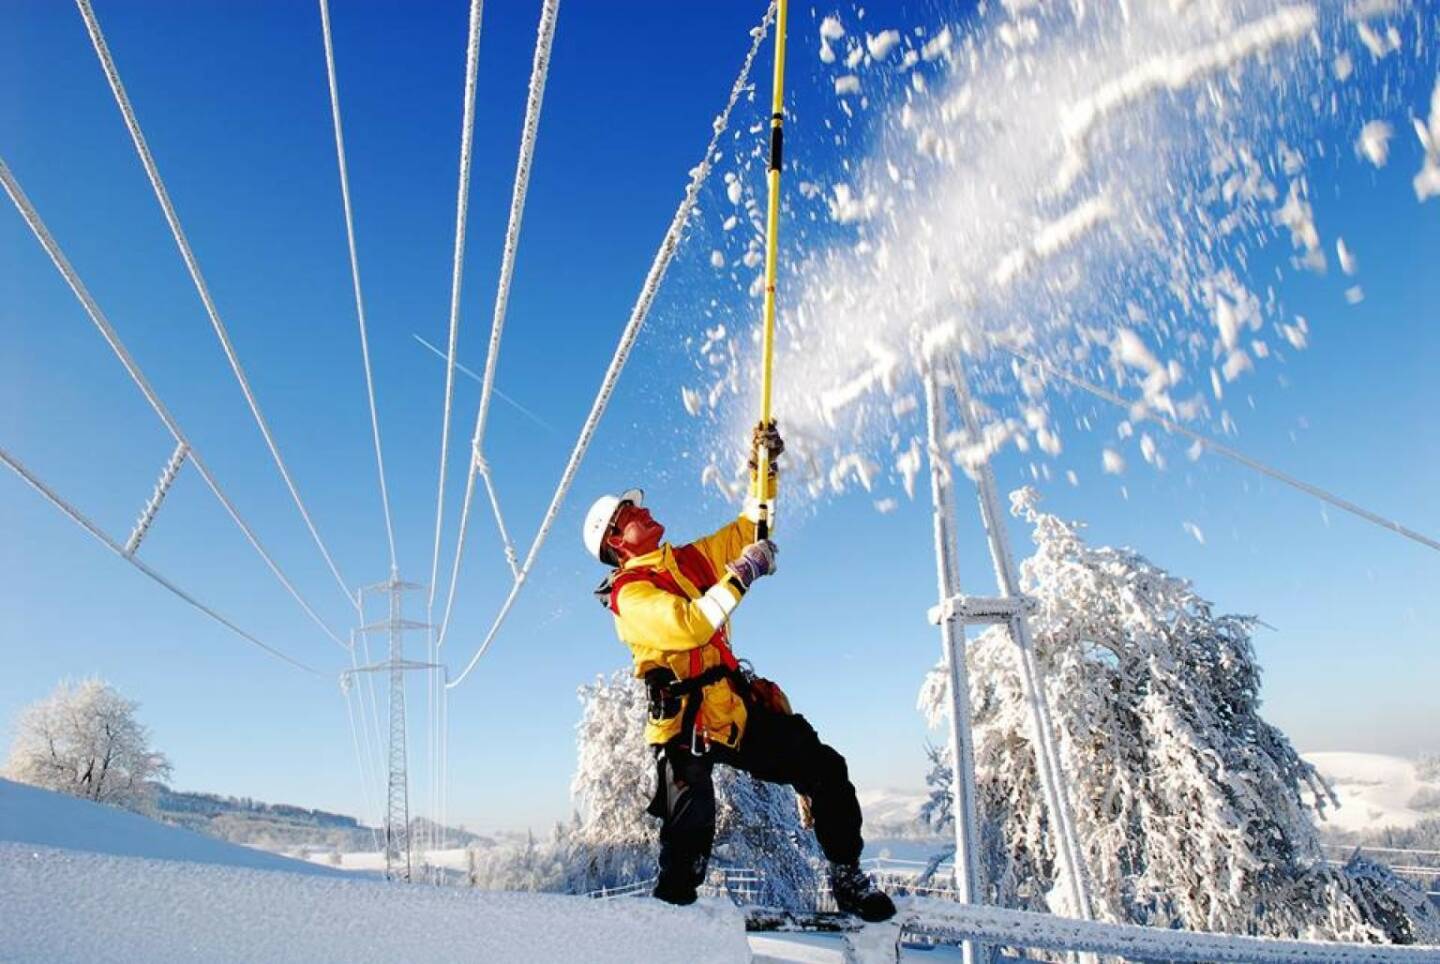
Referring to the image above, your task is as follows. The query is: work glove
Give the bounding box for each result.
[727,539,778,589]
[748,419,784,473]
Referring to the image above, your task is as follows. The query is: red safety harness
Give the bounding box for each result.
[608,544,744,751]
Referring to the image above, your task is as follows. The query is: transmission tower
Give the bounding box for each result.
[344,569,440,881]
[922,355,1096,964]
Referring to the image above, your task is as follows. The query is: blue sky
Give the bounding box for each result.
[2,0,1437,834]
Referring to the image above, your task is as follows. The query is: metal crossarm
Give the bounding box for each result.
[76,0,359,609]
[0,155,348,651]
[124,440,189,557]
[1,443,319,675]
[357,619,431,635]
[927,593,1037,626]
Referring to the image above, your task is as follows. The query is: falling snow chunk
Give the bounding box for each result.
[827,183,877,222]
[865,30,901,61]
[874,498,898,514]
[1336,237,1357,275]
[1140,433,1158,465]
[1065,470,1079,486]
[1355,21,1400,60]
[1345,285,1365,304]
[921,26,952,61]
[721,215,738,232]
[845,45,865,70]
[1115,328,1162,373]
[1055,7,1318,191]
[1183,521,1207,544]
[1102,449,1126,475]
[1414,79,1440,201]
[709,250,725,269]
[1333,53,1354,80]
[1356,120,1394,167]
[681,388,702,417]
[828,453,880,492]
[819,16,845,41]
[1222,349,1253,382]
[834,75,861,96]
[725,179,742,205]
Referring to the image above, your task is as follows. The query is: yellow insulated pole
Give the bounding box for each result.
[754,0,788,540]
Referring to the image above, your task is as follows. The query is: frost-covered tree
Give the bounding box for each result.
[919,488,1440,944]
[471,671,820,906]
[5,678,171,814]
[563,671,820,906]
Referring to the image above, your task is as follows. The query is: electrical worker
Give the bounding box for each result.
[582,422,895,921]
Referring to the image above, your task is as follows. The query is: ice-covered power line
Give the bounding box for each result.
[434,0,562,645]
[998,341,1440,554]
[427,0,486,613]
[75,0,358,609]
[0,444,321,676]
[318,0,399,573]
[0,155,349,652]
[448,2,778,689]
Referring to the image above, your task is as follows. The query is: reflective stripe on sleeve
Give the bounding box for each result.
[694,581,741,630]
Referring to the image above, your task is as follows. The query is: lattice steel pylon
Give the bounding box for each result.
[344,569,440,881]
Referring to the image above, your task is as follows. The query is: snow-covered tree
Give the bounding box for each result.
[5,678,171,814]
[919,488,1440,944]
[472,671,820,906]
[564,671,820,905]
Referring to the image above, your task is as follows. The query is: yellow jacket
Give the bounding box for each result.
[607,487,774,748]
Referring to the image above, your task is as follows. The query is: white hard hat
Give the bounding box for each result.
[582,488,644,563]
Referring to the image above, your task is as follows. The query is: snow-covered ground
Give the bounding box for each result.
[0,778,752,962]
[1305,752,1440,834]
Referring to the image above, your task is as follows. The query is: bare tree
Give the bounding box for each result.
[5,678,172,813]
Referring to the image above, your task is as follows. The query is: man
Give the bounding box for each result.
[581,424,895,921]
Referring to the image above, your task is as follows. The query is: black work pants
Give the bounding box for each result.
[648,703,864,903]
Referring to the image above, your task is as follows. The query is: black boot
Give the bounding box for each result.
[828,863,896,922]
[652,877,698,906]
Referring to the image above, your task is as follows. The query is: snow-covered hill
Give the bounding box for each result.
[0,778,753,963]
[856,787,928,828]
[1305,753,1440,834]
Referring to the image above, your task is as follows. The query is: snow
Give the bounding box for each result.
[1336,237,1358,275]
[834,75,861,96]
[1056,6,1318,190]
[1415,78,1440,201]
[0,778,753,963]
[1304,752,1440,834]
[0,843,751,963]
[0,777,348,878]
[865,30,901,61]
[1357,120,1394,166]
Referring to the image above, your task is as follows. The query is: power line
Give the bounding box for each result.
[318,0,399,572]
[0,155,349,651]
[435,0,561,646]
[74,0,358,608]
[428,0,486,613]
[448,2,778,689]
[998,340,1440,554]
[0,444,320,676]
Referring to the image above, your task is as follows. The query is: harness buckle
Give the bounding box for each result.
[690,723,710,757]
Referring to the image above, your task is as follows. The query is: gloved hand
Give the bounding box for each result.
[727,539,778,589]
[748,419,784,473]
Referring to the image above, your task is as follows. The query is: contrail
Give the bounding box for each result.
[412,334,555,434]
